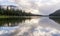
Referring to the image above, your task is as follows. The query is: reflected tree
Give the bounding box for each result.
[0,17,31,27]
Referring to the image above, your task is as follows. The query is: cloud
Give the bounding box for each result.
[14,0,60,15]
[0,0,60,15]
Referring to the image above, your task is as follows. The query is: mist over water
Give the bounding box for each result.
[0,17,60,36]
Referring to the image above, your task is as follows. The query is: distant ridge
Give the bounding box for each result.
[49,9,60,16]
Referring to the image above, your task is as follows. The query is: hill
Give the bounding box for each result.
[49,9,60,16]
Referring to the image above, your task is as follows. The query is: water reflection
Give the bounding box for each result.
[12,17,60,36]
[49,17,60,24]
[0,18,31,27]
[0,17,31,36]
[0,17,60,36]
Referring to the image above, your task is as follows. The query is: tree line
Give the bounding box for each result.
[0,7,33,16]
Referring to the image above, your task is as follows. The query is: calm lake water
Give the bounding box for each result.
[0,16,60,36]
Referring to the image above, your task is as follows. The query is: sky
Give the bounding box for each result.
[0,0,60,15]
[0,0,18,6]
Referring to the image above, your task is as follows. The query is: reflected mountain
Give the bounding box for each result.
[0,17,31,27]
[49,17,60,24]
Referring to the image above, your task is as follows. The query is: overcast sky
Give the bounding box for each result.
[0,0,60,15]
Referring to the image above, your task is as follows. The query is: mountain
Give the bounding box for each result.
[49,17,60,24]
[49,9,60,16]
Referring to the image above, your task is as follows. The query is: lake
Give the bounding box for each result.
[0,16,60,36]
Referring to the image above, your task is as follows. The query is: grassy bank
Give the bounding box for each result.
[0,15,31,19]
[0,15,9,18]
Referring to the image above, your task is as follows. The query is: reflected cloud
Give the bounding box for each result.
[12,17,60,36]
[0,26,18,36]
[0,17,60,36]
[33,26,60,36]
[0,17,31,36]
